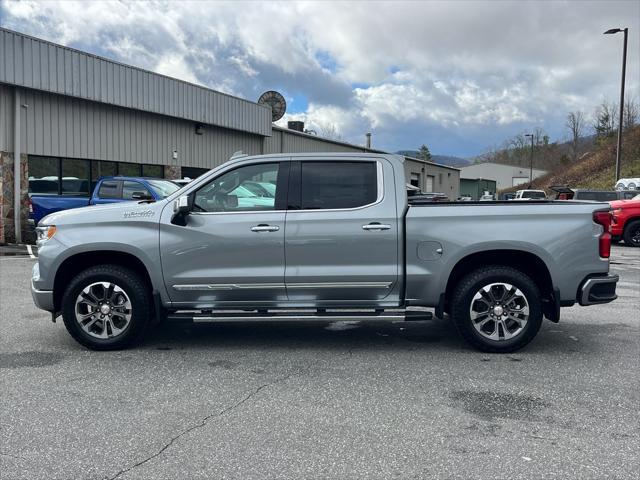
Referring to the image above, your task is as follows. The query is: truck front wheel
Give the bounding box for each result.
[61,265,151,350]
[622,219,640,247]
[450,266,543,353]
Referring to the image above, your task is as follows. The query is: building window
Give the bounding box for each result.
[61,158,90,196]
[410,172,421,188]
[142,164,164,178]
[91,160,117,182]
[28,156,60,194]
[118,162,141,177]
[182,167,209,180]
[29,156,167,194]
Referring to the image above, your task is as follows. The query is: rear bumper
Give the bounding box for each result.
[578,274,619,306]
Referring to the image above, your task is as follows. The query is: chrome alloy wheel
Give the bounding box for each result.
[75,282,132,339]
[469,282,529,341]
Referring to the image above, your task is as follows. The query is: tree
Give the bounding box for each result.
[318,123,342,141]
[566,111,585,161]
[418,144,432,161]
[623,97,638,131]
[593,101,617,141]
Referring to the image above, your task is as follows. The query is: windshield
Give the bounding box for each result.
[146,179,181,198]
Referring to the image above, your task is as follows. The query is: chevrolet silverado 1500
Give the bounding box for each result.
[31,153,618,352]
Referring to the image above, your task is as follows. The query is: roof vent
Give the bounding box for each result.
[288,121,305,132]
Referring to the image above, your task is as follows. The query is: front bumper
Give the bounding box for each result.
[578,274,619,306]
[31,262,54,312]
[31,280,54,312]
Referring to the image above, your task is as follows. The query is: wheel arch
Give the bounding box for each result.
[53,251,154,312]
[443,249,556,319]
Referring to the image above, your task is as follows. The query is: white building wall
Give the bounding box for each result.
[460,162,547,191]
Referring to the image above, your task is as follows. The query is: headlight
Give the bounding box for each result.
[36,225,56,245]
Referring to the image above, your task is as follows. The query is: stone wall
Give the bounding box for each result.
[0,152,30,244]
[164,165,182,180]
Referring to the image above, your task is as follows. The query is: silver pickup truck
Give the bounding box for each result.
[31,153,618,352]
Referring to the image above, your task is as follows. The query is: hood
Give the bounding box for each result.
[41,200,166,226]
[610,199,640,209]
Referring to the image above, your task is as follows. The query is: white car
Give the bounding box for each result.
[615,178,640,191]
[513,189,547,200]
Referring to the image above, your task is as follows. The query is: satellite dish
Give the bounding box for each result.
[258,91,287,122]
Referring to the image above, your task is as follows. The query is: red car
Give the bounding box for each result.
[610,195,640,247]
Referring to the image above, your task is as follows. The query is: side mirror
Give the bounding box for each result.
[132,191,153,200]
[171,195,191,226]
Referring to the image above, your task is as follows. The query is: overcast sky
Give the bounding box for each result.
[1,0,638,157]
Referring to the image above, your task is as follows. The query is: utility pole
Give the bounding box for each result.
[525,133,534,187]
[604,27,629,182]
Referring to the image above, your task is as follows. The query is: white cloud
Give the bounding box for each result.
[1,0,638,156]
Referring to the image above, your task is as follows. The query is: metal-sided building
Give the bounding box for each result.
[0,28,459,243]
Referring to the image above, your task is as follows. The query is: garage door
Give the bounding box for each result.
[512,177,529,186]
[426,175,435,192]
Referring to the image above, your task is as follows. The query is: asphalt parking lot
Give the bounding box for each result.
[1,246,638,480]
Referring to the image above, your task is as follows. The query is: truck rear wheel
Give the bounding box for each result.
[450,266,543,353]
[622,219,640,247]
[61,265,151,350]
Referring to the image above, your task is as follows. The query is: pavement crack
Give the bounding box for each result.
[0,451,28,461]
[105,372,297,480]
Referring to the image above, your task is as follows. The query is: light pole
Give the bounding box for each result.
[524,133,534,187]
[604,27,628,182]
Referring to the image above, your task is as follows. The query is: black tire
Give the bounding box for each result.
[450,266,543,353]
[61,265,151,350]
[622,219,640,247]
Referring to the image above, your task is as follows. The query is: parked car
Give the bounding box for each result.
[610,197,640,247]
[31,153,617,353]
[409,192,449,202]
[615,178,640,191]
[479,194,495,201]
[550,186,637,202]
[406,184,449,202]
[513,189,547,200]
[29,176,181,226]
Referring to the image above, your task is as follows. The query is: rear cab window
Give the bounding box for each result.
[122,181,152,200]
[298,161,379,210]
[97,181,121,199]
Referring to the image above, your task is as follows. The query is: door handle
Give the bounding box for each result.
[362,223,391,231]
[251,224,280,232]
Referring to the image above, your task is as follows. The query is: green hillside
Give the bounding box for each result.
[500,126,640,194]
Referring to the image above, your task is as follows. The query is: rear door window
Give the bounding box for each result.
[300,161,378,210]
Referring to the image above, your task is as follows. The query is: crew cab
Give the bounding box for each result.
[31,153,618,353]
[610,196,640,247]
[28,176,181,226]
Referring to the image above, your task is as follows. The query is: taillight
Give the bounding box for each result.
[593,210,612,258]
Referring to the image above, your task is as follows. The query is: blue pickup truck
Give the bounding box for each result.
[28,176,181,226]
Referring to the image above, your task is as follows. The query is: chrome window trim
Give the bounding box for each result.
[292,160,384,213]
[185,159,385,216]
